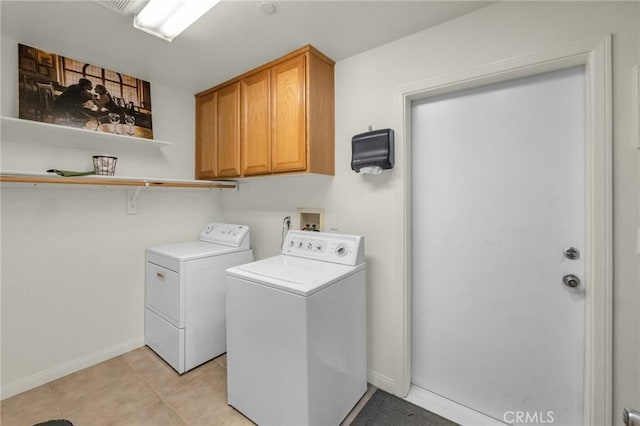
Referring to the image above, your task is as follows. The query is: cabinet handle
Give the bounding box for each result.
[156,271,165,281]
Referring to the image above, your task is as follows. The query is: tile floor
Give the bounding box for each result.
[1,346,376,426]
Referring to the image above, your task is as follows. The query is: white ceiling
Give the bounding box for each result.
[1,1,492,93]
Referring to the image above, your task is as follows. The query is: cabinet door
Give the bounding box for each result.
[195,92,216,179]
[241,70,271,176]
[216,82,241,177]
[271,55,306,173]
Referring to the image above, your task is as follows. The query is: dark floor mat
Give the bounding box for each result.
[351,389,459,426]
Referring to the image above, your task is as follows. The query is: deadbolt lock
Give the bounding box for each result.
[563,247,580,260]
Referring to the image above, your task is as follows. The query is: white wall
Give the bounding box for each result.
[1,188,222,392]
[1,28,223,399]
[222,1,640,421]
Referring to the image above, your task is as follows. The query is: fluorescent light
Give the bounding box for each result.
[134,0,221,42]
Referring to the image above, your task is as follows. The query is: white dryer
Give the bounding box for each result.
[225,231,366,426]
[145,223,253,374]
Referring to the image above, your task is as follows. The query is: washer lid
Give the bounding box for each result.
[146,241,249,261]
[226,255,365,296]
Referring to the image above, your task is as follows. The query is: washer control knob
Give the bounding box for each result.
[336,244,347,257]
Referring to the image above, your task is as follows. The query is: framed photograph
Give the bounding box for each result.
[18,43,154,139]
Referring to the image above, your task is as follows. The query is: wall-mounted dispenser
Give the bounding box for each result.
[351,128,394,175]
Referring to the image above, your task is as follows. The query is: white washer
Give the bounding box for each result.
[145,223,253,374]
[225,230,367,426]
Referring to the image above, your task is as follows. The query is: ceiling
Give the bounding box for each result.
[1,1,493,93]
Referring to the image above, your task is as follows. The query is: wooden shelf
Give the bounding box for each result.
[1,116,171,151]
[0,172,237,190]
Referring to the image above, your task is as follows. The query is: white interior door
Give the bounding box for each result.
[411,67,585,426]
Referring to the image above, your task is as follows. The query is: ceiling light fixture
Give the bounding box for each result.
[134,0,221,42]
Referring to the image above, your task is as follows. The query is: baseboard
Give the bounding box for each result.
[406,385,507,426]
[1,336,145,400]
[367,369,395,394]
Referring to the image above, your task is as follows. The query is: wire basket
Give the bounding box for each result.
[93,155,118,176]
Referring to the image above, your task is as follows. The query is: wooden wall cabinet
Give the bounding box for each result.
[215,82,241,177]
[195,83,241,179]
[195,92,216,179]
[241,70,271,176]
[271,54,306,173]
[195,45,334,179]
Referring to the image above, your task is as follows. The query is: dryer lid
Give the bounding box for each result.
[226,255,365,297]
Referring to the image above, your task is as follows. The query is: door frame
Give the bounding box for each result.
[394,36,612,425]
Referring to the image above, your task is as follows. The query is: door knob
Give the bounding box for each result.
[562,274,581,288]
[623,408,640,426]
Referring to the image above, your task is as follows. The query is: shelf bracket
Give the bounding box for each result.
[127,187,143,215]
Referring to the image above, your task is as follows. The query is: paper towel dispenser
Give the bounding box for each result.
[351,128,394,174]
